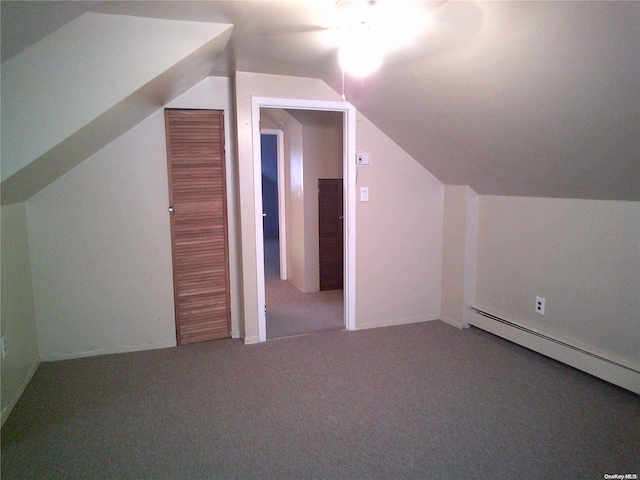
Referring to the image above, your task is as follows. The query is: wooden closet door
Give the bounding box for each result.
[165,109,231,345]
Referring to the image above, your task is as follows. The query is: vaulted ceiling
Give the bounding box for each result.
[2,1,638,202]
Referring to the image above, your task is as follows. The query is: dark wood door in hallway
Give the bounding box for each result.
[318,178,343,291]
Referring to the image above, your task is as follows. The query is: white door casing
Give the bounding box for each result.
[251,97,356,342]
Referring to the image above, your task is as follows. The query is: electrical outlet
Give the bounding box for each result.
[535,296,545,315]
[1,336,6,358]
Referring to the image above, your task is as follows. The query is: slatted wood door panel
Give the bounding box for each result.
[318,178,344,291]
[165,109,231,345]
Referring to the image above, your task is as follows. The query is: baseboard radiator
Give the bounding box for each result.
[470,307,640,394]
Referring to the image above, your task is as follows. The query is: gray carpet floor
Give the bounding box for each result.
[2,321,638,479]
[264,237,344,339]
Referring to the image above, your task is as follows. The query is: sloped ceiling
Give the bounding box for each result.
[2,1,638,202]
[341,2,640,200]
[1,10,232,204]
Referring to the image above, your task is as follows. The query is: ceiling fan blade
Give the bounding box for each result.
[382,1,484,67]
[260,25,331,37]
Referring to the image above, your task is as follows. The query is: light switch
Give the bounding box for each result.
[360,186,369,202]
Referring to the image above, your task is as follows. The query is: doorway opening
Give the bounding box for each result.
[252,97,356,343]
[260,111,345,339]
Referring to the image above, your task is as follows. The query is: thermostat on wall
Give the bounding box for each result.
[356,152,371,166]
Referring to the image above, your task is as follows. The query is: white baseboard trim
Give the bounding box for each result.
[243,335,260,345]
[39,340,177,362]
[440,316,466,330]
[354,314,439,331]
[469,310,640,395]
[2,356,41,426]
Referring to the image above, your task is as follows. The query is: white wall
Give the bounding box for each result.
[1,203,40,424]
[26,77,240,359]
[441,185,478,329]
[286,123,305,291]
[353,112,444,329]
[235,72,444,341]
[474,196,640,374]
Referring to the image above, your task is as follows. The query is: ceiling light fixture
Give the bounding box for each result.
[338,22,383,77]
[335,0,430,78]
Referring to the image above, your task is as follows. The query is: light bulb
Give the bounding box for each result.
[338,26,384,77]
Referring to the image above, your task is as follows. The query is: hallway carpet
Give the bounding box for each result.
[263,236,344,339]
